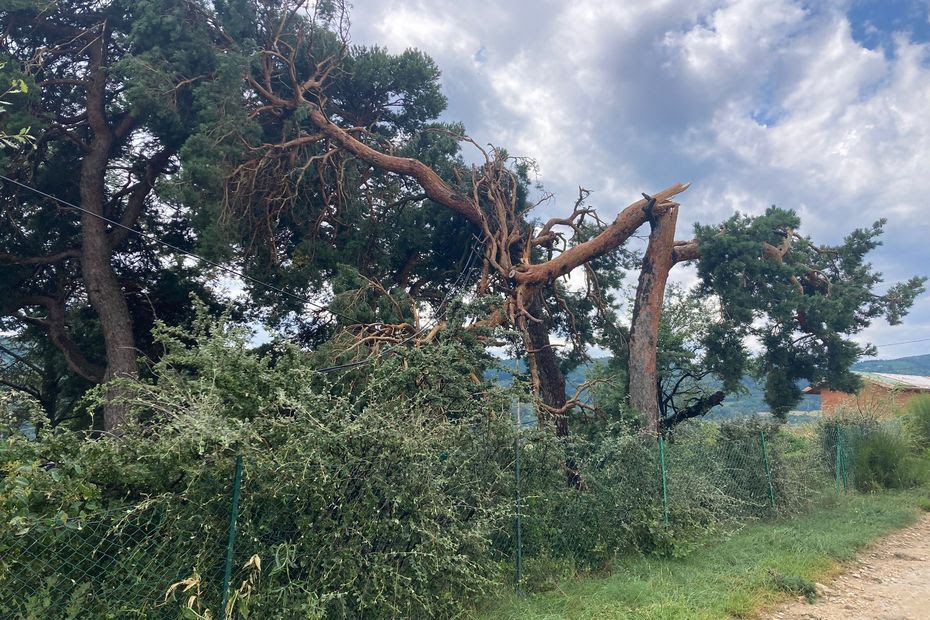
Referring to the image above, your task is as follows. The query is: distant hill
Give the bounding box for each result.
[488,358,819,417]
[489,351,930,417]
[852,353,930,376]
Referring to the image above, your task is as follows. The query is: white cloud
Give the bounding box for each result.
[349,0,930,353]
[371,3,482,60]
[663,0,807,85]
[683,16,930,228]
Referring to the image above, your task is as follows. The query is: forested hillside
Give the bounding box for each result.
[492,352,930,417]
[852,354,930,375]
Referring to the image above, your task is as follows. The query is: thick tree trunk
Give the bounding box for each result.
[628,206,679,435]
[80,185,139,433]
[524,288,583,486]
[524,289,569,436]
[80,30,138,433]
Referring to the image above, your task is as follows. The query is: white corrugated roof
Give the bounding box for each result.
[856,371,930,390]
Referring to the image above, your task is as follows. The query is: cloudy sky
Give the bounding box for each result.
[348,0,930,359]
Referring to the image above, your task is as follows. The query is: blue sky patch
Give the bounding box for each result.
[848,0,930,55]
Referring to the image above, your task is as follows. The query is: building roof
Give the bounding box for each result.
[803,371,930,394]
[854,371,930,391]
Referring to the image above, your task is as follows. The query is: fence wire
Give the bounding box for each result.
[0,420,884,617]
[0,506,219,619]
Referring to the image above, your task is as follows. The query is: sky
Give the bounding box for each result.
[345,0,930,360]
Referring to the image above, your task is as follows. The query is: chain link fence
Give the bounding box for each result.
[0,419,885,617]
[0,504,223,618]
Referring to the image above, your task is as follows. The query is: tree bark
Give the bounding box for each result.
[524,289,568,436]
[523,288,584,486]
[660,390,726,429]
[303,102,691,283]
[79,27,138,433]
[18,296,105,383]
[628,206,679,435]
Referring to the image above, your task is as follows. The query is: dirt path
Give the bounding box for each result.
[761,512,930,620]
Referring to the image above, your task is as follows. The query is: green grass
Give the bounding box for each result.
[479,490,928,619]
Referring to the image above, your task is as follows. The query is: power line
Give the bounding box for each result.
[873,336,930,349]
[0,173,351,320]
[0,173,484,373]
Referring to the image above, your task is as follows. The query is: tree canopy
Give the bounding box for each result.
[0,0,925,435]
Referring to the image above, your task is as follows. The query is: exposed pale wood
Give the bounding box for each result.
[628,206,679,435]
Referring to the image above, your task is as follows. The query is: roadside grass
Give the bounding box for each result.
[479,489,928,619]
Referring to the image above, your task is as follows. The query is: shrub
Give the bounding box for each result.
[904,395,930,448]
[497,428,670,580]
[0,317,518,619]
[851,428,926,492]
[1,310,909,615]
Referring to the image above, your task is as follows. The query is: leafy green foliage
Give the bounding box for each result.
[1,0,236,424]
[0,310,858,616]
[1,311,519,618]
[904,395,930,449]
[0,60,34,148]
[852,428,927,492]
[695,208,926,418]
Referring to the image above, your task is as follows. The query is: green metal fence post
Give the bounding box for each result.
[221,454,244,618]
[835,427,842,495]
[513,402,523,595]
[658,435,669,526]
[841,427,850,492]
[759,430,776,513]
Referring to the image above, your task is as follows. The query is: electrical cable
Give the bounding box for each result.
[0,173,484,373]
[872,336,930,349]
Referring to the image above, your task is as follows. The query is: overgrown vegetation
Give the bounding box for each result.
[482,489,929,619]
[0,0,923,435]
[1,1,928,618]
[905,394,930,448]
[1,314,518,618]
[851,429,927,491]
[4,314,926,618]
[818,411,930,493]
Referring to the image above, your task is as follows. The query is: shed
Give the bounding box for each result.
[804,371,930,417]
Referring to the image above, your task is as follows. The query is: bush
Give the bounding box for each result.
[0,317,518,619]
[496,428,670,583]
[851,428,926,492]
[1,310,909,615]
[905,395,930,448]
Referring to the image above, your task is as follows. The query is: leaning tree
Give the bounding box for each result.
[213,0,924,434]
[1,0,923,435]
[180,0,690,436]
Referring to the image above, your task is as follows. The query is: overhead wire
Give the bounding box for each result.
[0,173,484,374]
[871,336,930,349]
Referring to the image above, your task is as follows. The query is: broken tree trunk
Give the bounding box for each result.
[628,205,679,435]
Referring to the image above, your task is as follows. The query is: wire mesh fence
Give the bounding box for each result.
[0,504,220,619]
[0,418,890,617]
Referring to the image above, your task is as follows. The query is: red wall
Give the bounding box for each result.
[821,383,925,417]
